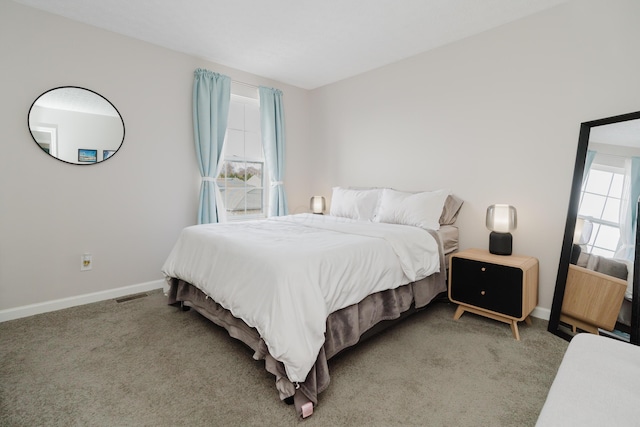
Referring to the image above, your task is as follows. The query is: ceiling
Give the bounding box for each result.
[590,119,640,148]
[33,87,120,117]
[13,0,569,89]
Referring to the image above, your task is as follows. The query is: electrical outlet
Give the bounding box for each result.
[81,253,92,271]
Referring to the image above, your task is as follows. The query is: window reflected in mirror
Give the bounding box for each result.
[579,162,624,257]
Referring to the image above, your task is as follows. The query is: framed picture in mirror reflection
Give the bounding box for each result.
[78,149,97,163]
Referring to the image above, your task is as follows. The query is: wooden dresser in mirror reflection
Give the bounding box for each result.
[560,264,627,334]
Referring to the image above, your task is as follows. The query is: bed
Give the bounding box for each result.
[162,187,462,418]
[536,333,640,426]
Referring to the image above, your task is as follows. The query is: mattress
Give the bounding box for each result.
[439,224,459,260]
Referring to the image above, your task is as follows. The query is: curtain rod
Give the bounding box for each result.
[232,80,259,89]
[595,152,635,159]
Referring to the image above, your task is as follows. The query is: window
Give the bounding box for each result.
[578,164,625,257]
[217,94,267,220]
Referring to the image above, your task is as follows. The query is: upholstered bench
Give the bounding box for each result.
[536,333,640,426]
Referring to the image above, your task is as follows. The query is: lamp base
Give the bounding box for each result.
[489,232,512,255]
[570,243,581,264]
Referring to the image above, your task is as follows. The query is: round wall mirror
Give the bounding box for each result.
[28,86,125,165]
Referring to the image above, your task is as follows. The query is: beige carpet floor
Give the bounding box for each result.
[0,290,568,426]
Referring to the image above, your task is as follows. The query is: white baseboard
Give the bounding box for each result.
[0,280,166,322]
[531,306,551,321]
[1,282,553,324]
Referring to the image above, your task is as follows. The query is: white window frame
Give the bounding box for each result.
[578,163,625,257]
[218,93,268,221]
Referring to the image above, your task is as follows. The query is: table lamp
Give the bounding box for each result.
[570,218,593,264]
[310,196,326,214]
[486,204,517,255]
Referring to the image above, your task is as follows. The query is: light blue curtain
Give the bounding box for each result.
[615,156,640,261]
[259,86,288,217]
[193,69,231,224]
[582,149,597,185]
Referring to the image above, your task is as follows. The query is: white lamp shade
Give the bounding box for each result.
[573,218,593,245]
[310,196,326,214]
[486,204,517,233]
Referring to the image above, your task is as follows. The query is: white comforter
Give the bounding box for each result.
[161,214,440,383]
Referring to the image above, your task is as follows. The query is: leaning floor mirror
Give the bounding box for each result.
[549,110,640,345]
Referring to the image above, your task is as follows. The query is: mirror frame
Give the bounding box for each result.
[28,86,125,165]
[548,110,640,344]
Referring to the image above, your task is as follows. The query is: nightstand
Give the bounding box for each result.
[448,248,539,340]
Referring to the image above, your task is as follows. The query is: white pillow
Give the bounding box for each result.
[374,188,451,230]
[329,187,382,221]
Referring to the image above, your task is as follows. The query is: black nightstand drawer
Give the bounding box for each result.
[450,257,523,318]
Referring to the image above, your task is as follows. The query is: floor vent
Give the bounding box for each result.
[115,293,148,303]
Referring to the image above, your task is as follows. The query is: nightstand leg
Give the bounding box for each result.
[453,304,531,341]
[510,321,520,341]
[453,305,465,320]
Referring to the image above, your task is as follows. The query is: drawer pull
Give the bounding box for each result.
[480,290,486,296]
[481,267,486,272]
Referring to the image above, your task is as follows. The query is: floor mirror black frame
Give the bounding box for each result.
[548,110,640,345]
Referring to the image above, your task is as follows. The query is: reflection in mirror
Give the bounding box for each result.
[549,111,640,345]
[28,87,125,165]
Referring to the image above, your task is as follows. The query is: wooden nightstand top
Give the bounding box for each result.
[452,248,538,270]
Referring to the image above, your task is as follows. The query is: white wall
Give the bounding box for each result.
[0,1,311,312]
[308,0,640,312]
[3,0,640,318]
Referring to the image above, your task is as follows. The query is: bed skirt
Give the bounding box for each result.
[167,266,445,418]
